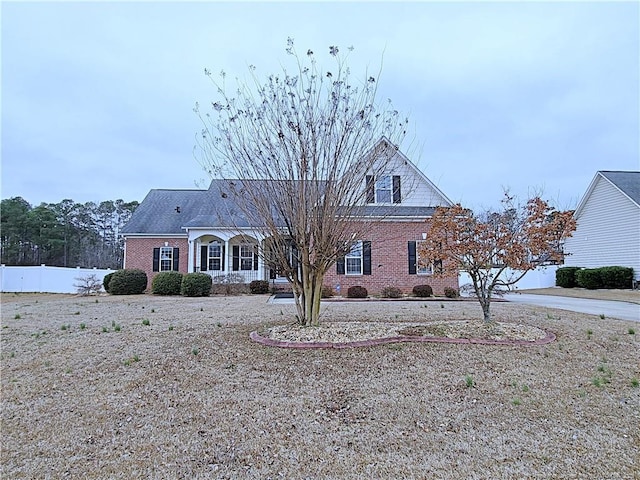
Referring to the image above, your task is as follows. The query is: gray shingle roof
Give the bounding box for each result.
[122,179,438,235]
[600,171,640,207]
[121,189,208,235]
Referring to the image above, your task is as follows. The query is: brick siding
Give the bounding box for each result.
[323,221,458,296]
[123,222,459,296]
[124,236,189,285]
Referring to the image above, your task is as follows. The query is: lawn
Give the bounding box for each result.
[1,293,638,479]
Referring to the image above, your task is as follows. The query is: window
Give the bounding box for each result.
[160,246,173,272]
[240,244,254,270]
[346,241,363,275]
[153,247,179,272]
[337,240,371,275]
[375,176,392,203]
[416,240,433,275]
[208,242,223,270]
[408,240,441,275]
[366,175,401,204]
[232,243,257,271]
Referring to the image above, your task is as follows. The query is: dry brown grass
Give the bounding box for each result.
[521,287,640,304]
[1,293,639,479]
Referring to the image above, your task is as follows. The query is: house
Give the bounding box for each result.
[121,139,459,295]
[563,171,640,282]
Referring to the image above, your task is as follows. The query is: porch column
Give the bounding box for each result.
[188,239,194,273]
[224,239,230,275]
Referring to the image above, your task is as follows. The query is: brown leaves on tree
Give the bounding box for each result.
[419,193,576,323]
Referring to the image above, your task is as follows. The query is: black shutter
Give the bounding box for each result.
[363,241,372,275]
[366,175,375,203]
[393,176,402,203]
[408,241,417,274]
[253,245,259,270]
[336,256,345,275]
[232,245,239,271]
[200,245,208,271]
[172,248,179,271]
[221,245,225,270]
[152,248,160,272]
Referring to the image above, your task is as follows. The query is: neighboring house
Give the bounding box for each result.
[121,139,459,295]
[563,171,640,282]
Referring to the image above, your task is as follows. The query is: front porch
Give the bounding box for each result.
[187,231,292,289]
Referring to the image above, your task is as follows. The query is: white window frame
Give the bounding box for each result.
[240,244,254,271]
[416,240,434,275]
[345,241,363,275]
[160,246,173,272]
[208,242,223,271]
[375,175,392,203]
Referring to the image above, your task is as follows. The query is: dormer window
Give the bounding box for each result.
[366,175,402,204]
[375,176,392,203]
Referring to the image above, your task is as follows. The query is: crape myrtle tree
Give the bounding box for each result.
[419,193,576,323]
[195,39,408,326]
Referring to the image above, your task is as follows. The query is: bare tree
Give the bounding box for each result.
[420,193,576,323]
[195,39,408,326]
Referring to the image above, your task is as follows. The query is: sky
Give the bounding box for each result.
[2,1,638,212]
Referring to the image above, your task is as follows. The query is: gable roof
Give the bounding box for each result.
[574,171,640,218]
[122,138,452,236]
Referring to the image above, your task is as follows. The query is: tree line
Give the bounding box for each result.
[1,197,139,269]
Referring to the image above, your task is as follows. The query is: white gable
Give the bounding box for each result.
[365,139,452,207]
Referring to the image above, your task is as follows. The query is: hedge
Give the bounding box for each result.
[102,272,115,293]
[576,269,602,290]
[347,285,368,298]
[108,269,148,295]
[249,280,270,294]
[412,284,433,297]
[151,271,183,295]
[599,266,634,289]
[573,266,634,290]
[181,272,212,297]
[556,267,582,288]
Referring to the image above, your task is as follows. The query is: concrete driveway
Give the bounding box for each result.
[505,293,640,322]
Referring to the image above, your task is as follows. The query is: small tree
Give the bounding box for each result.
[195,39,408,326]
[73,274,103,296]
[420,193,576,323]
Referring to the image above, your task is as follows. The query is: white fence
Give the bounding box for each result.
[458,265,559,292]
[1,264,559,294]
[0,265,115,294]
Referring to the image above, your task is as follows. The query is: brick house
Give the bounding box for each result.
[121,139,459,295]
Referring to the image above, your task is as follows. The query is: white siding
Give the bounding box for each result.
[365,152,451,207]
[564,175,640,280]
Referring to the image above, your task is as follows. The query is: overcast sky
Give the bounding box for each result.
[2,1,638,211]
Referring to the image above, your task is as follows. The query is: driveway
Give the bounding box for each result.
[505,293,640,322]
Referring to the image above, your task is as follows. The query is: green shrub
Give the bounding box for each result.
[321,286,334,298]
[599,266,634,289]
[108,269,148,295]
[412,284,433,297]
[102,272,115,293]
[556,267,582,288]
[381,286,403,298]
[347,285,368,299]
[444,287,460,298]
[151,271,183,295]
[181,272,212,297]
[249,280,270,294]
[576,268,602,290]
